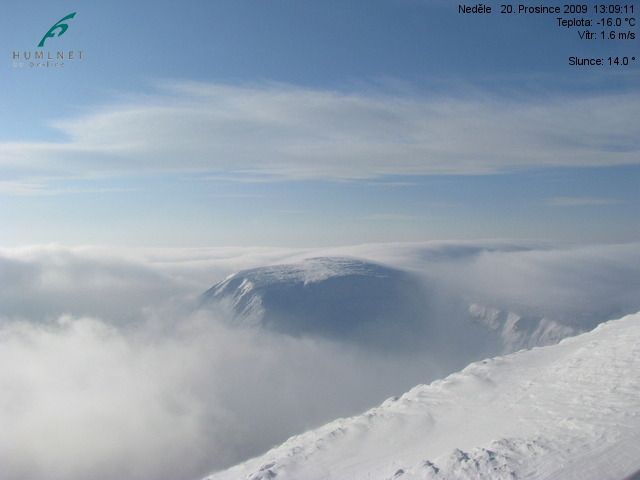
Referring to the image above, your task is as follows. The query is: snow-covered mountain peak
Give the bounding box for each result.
[200,257,431,349]
[209,256,395,292]
[200,257,589,357]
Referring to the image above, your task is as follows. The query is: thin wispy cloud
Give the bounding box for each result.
[546,196,623,207]
[0,180,135,197]
[0,181,47,196]
[365,213,417,221]
[362,180,418,188]
[0,83,638,185]
[206,193,265,199]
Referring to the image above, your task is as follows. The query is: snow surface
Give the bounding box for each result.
[205,312,640,480]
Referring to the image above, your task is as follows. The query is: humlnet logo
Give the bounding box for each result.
[38,12,76,47]
[12,11,85,68]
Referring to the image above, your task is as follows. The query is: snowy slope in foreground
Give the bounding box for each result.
[205,313,640,480]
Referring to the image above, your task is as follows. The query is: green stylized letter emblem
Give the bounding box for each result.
[38,12,76,48]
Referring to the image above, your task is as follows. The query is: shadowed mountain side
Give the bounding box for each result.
[199,257,502,357]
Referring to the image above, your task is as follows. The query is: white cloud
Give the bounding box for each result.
[420,242,640,326]
[364,213,417,221]
[0,83,638,184]
[0,312,444,480]
[0,179,135,196]
[545,196,623,207]
[0,180,48,196]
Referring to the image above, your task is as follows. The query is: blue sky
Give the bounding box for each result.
[1,0,638,246]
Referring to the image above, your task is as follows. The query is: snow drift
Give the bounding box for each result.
[206,312,640,480]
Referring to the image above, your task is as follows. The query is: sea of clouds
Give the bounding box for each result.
[0,241,639,480]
